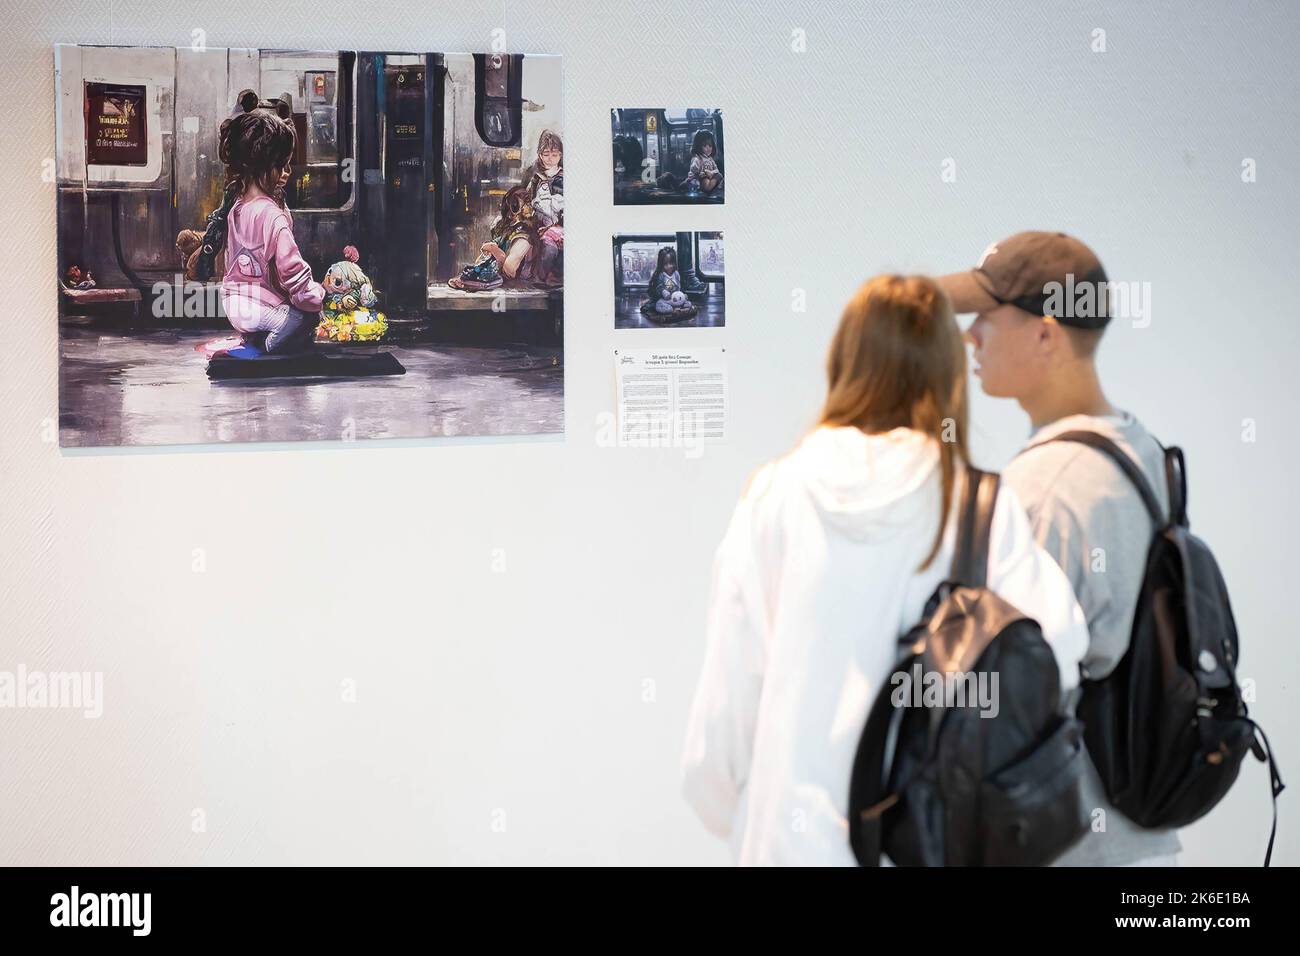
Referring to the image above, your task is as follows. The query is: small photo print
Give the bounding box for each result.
[613,232,724,329]
[611,109,723,205]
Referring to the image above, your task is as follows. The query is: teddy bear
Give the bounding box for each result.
[175,228,225,282]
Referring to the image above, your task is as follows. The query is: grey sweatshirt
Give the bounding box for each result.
[1003,410,1182,866]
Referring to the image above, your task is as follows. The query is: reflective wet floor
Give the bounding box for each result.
[615,291,725,330]
[59,327,564,447]
[613,182,725,205]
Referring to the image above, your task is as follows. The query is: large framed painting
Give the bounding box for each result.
[55,46,564,446]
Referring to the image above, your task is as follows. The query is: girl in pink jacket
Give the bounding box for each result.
[212,104,324,352]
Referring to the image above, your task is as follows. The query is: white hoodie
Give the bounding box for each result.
[680,425,1090,866]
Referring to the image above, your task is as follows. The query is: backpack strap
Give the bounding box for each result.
[952,466,1000,588]
[194,180,241,282]
[1240,719,1286,867]
[1163,445,1189,527]
[847,670,907,866]
[1030,430,1165,527]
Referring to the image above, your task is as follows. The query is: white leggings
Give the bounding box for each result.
[258,305,312,352]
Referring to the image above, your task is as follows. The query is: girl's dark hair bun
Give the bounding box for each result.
[218,91,296,194]
[233,88,292,120]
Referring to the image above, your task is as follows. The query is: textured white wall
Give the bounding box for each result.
[1,0,1295,865]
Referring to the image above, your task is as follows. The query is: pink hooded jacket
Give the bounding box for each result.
[220,195,325,333]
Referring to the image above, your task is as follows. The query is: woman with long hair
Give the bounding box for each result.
[680,274,1088,865]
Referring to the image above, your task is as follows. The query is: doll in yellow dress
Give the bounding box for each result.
[315,245,388,342]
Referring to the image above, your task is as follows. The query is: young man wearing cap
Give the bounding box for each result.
[938,231,1180,867]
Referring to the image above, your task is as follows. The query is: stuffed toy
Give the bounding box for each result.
[174,229,209,282]
[174,227,224,280]
[61,265,96,290]
[315,245,387,342]
[639,248,697,322]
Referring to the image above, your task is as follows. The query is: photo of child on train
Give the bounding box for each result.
[55,46,565,447]
[613,232,724,329]
[612,109,724,205]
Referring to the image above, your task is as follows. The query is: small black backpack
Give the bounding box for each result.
[1039,431,1284,865]
[193,181,240,283]
[848,467,1091,866]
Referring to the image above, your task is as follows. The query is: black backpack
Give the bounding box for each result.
[1038,431,1283,865]
[192,181,240,283]
[847,467,1091,866]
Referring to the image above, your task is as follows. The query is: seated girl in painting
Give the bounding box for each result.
[684,129,723,195]
[449,186,539,291]
[202,93,324,352]
[523,130,564,287]
[640,247,697,322]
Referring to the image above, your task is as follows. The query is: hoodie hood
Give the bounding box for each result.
[790,426,942,542]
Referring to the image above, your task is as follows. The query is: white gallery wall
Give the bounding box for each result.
[1,0,1296,865]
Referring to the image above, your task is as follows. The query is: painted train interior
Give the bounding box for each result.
[611,108,724,205]
[612,232,724,294]
[612,232,725,329]
[55,45,563,345]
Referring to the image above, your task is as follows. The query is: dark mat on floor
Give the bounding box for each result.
[207,349,406,380]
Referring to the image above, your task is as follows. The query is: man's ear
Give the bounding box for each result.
[1038,314,1063,354]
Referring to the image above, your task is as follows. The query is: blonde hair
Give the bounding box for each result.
[327,260,368,287]
[820,274,970,569]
